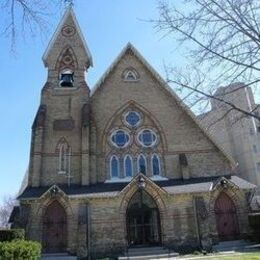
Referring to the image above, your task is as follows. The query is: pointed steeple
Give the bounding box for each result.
[42,7,93,71]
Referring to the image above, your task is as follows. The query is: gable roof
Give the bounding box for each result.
[91,43,236,166]
[42,7,93,68]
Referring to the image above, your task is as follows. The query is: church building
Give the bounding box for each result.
[14,7,255,258]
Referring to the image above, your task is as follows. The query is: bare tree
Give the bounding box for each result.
[0,0,73,52]
[153,0,260,119]
[0,196,15,228]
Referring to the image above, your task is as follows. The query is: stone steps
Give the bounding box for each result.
[41,253,77,260]
[213,239,260,252]
[118,246,179,260]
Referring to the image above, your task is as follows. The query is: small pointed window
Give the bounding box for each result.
[152,154,161,175]
[110,156,119,178]
[122,68,139,82]
[124,155,133,177]
[58,142,70,174]
[138,154,147,175]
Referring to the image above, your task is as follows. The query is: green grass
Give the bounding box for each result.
[200,252,260,259]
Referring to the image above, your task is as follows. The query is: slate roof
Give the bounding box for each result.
[18,175,255,200]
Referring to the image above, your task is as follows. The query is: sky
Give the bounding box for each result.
[0,0,186,203]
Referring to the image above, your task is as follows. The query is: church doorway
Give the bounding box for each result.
[126,190,161,247]
[214,192,239,241]
[42,201,67,253]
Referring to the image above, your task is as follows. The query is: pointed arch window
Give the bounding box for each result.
[152,154,161,176]
[123,68,139,82]
[124,155,133,177]
[138,154,147,175]
[110,156,119,178]
[58,141,71,174]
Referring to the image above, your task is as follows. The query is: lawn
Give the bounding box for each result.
[192,252,260,259]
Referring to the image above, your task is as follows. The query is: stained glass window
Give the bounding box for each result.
[111,130,130,148]
[152,154,160,175]
[124,155,133,177]
[125,111,141,127]
[111,156,119,178]
[138,129,157,147]
[138,155,147,175]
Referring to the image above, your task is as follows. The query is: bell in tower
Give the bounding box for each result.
[60,69,74,87]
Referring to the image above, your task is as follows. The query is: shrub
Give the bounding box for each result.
[0,240,41,260]
[0,229,25,242]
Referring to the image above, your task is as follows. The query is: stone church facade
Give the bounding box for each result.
[14,7,255,258]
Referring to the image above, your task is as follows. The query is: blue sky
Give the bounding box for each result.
[0,1,185,202]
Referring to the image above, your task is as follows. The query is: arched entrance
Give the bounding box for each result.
[42,201,67,253]
[126,190,161,247]
[214,192,239,240]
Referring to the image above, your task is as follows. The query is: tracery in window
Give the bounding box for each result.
[122,68,139,82]
[111,129,130,148]
[152,154,160,175]
[137,129,157,147]
[110,156,119,178]
[124,111,141,128]
[124,155,133,177]
[138,154,147,175]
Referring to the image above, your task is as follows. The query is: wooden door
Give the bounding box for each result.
[214,192,239,240]
[42,201,67,253]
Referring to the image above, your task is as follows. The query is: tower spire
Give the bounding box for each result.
[42,7,93,70]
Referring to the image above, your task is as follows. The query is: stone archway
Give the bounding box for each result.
[126,190,161,247]
[42,200,67,253]
[214,192,239,241]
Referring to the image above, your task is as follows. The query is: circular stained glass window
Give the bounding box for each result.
[125,111,141,127]
[137,129,157,147]
[111,130,130,148]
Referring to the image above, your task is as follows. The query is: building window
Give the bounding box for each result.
[124,111,141,128]
[138,154,147,175]
[124,155,133,177]
[152,154,161,175]
[253,145,258,153]
[122,68,139,82]
[59,69,74,87]
[110,156,119,178]
[137,129,157,147]
[111,129,130,148]
[257,127,260,133]
[58,143,70,174]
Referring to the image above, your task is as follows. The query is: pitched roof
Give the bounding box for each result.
[90,43,236,166]
[17,175,253,199]
[42,7,93,68]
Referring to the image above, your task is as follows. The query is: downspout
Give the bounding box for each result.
[193,197,202,250]
[87,204,91,260]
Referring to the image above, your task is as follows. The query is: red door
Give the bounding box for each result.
[214,192,239,240]
[43,201,67,253]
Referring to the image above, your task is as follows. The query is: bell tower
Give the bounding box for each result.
[28,7,92,187]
